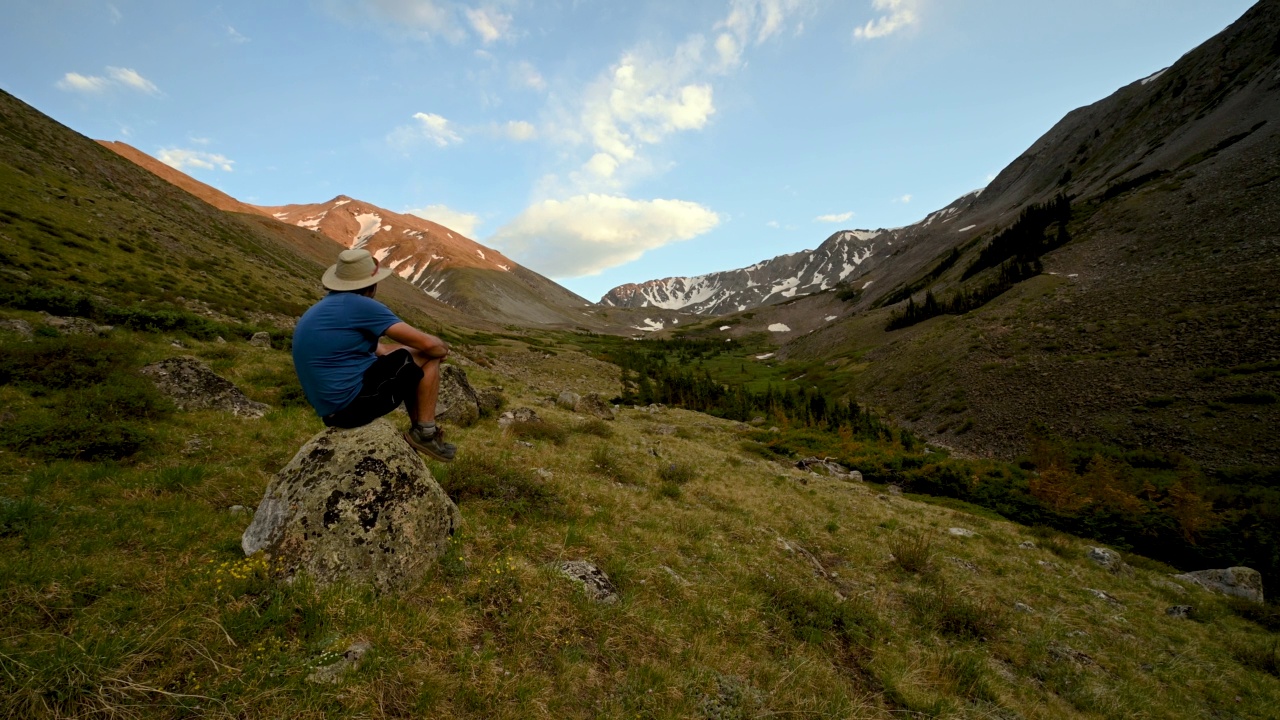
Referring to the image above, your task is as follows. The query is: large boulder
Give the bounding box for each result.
[1173,567,1264,604]
[435,364,480,427]
[241,418,460,593]
[141,356,269,418]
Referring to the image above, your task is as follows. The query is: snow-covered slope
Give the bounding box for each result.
[601,194,982,315]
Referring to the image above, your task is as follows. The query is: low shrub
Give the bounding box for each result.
[1234,638,1279,678]
[573,418,614,438]
[903,583,1006,641]
[657,461,697,485]
[888,530,934,573]
[435,454,562,519]
[1223,391,1278,405]
[507,419,568,446]
[588,444,633,484]
[0,335,135,391]
[2,413,149,460]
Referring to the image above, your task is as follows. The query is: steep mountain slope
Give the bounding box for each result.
[259,197,595,327]
[606,1,1280,318]
[731,0,1280,469]
[97,141,268,218]
[0,89,479,335]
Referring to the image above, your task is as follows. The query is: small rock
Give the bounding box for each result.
[767,426,781,434]
[228,505,251,516]
[1165,605,1193,618]
[141,356,270,418]
[749,416,765,425]
[1015,602,1035,614]
[652,424,678,436]
[1049,642,1095,666]
[557,560,619,604]
[949,527,978,538]
[517,441,534,448]
[556,391,581,410]
[1087,547,1130,574]
[41,314,110,335]
[475,386,505,415]
[535,468,553,480]
[498,407,541,430]
[886,484,903,496]
[249,331,272,349]
[1066,630,1088,638]
[1086,588,1121,604]
[847,470,863,482]
[435,365,480,427]
[661,565,689,585]
[1151,577,1188,595]
[1019,541,1037,549]
[575,393,615,420]
[948,556,979,572]
[215,336,227,344]
[170,339,185,348]
[307,642,372,684]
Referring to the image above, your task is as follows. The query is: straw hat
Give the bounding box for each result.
[322,249,393,291]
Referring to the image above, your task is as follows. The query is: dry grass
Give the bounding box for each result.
[0,328,1277,719]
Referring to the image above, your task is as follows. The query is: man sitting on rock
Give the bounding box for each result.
[292,248,457,461]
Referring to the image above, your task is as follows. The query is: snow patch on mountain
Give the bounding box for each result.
[354,213,382,248]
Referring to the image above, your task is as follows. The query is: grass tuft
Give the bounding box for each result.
[506,419,569,446]
[435,454,563,519]
[903,583,1007,641]
[657,461,697,485]
[573,418,614,438]
[888,530,934,573]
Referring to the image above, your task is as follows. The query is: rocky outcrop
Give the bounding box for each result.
[475,386,505,415]
[41,313,112,335]
[435,364,479,427]
[498,407,540,430]
[249,331,272,349]
[141,356,269,418]
[241,418,460,593]
[575,393,616,420]
[556,391,580,410]
[795,457,860,480]
[1173,567,1264,604]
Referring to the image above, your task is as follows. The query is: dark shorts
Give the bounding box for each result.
[323,349,424,428]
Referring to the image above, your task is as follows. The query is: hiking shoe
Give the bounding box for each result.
[404,425,457,462]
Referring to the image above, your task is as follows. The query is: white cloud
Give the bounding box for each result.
[227,25,250,44]
[56,67,159,95]
[347,0,463,42]
[899,194,912,203]
[56,72,110,93]
[584,153,619,179]
[815,211,854,223]
[766,220,780,228]
[714,0,808,71]
[502,120,536,141]
[189,136,212,145]
[512,60,545,91]
[156,148,235,172]
[106,67,159,94]
[490,194,720,277]
[411,112,463,146]
[853,0,918,40]
[406,204,481,237]
[108,4,122,23]
[465,6,511,44]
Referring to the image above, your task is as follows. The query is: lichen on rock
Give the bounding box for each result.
[242,418,460,593]
[141,356,269,418]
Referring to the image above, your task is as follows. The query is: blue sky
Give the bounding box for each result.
[0,0,1257,301]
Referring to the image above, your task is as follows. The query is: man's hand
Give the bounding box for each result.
[383,322,449,360]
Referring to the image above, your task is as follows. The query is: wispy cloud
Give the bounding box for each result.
[156,148,235,172]
[490,195,720,278]
[501,120,536,141]
[896,194,912,203]
[227,25,250,44]
[853,0,918,40]
[56,67,160,95]
[512,60,545,91]
[465,6,511,44]
[108,4,122,24]
[406,204,481,237]
[389,112,464,149]
[815,211,854,223]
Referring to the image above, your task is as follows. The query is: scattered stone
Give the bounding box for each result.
[749,416,765,425]
[307,642,372,684]
[652,424,678,436]
[795,456,859,479]
[41,313,111,335]
[241,418,460,593]
[557,560,619,604]
[767,426,781,434]
[1049,643,1096,666]
[949,527,978,538]
[535,468,553,480]
[517,441,534,448]
[1038,560,1060,572]
[575,393,615,420]
[1066,630,1088,638]
[1019,541,1037,549]
[170,339,185,348]
[0,319,33,339]
[498,407,540,430]
[1173,567,1264,603]
[215,336,227,344]
[734,422,751,431]
[1015,602,1035,614]
[183,435,205,454]
[249,331,272,349]
[141,356,270,418]
[435,364,480,427]
[876,494,891,502]
[228,505,251,516]
[556,390,581,410]
[947,556,979,572]
[1088,547,1131,574]
[1086,588,1122,604]
[1166,605,1193,618]
[887,485,903,496]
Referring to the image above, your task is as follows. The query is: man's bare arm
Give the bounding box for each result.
[383,322,450,360]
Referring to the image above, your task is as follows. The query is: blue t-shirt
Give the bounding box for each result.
[292,292,402,416]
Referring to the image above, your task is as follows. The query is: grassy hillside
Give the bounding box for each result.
[1,324,1278,719]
